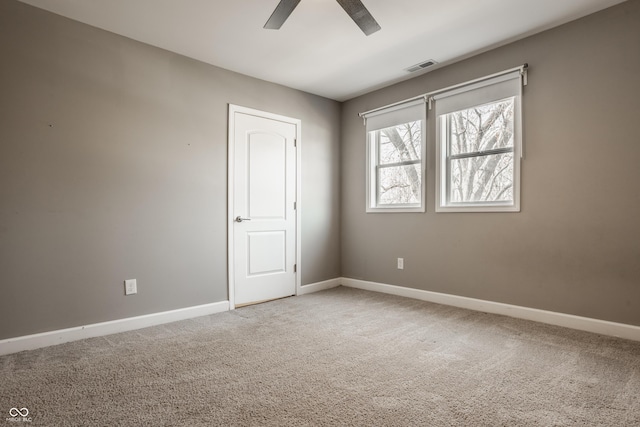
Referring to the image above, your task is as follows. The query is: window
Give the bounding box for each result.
[364,99,426,212]
[434,71,523,212]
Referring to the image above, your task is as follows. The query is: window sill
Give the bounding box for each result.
[435,203,520,213]
[367,206,425,213]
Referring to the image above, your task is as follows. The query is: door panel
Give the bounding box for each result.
[232,110,297,306]
[247,132,286,219]
[247,231,286,276]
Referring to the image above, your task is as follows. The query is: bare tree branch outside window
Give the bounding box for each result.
[374,121,422,205]
[445,98,515,203]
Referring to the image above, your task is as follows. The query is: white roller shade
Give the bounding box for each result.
[432,70,522,116]
[363,98,426,133]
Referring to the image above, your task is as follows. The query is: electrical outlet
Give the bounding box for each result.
[397,258,404,270]
[124,279,137,295]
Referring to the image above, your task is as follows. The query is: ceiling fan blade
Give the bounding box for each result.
[335,0,381,36]
[264,0,302,30]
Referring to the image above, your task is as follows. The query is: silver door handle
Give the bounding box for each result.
[235,216,251,223]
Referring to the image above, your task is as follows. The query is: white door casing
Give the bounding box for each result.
[228,105,301,308]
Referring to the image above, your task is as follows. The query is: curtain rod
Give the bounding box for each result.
[358,63,528,119]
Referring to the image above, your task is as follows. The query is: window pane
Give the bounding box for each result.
[378,164,421,205]
[378,121,421,165]
[448,98,514,156]
[449,152,513,203]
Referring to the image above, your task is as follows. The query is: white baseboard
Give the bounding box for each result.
[4,278,638,356]
[341,278,640,342]
[298,278,342,295]
[0,301,230,356]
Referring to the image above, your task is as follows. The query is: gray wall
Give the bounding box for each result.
[2,0,639,341]
[341,1,640,326]
[0,0,341,339]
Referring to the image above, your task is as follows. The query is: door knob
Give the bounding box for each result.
[235,216,251,223]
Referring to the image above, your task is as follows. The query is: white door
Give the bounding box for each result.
[229,106,299,307]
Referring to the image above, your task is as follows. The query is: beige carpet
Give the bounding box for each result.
[1,287,639,426]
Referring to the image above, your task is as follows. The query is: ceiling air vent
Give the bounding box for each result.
[406,59,438,73]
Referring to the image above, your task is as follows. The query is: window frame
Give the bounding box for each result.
[366,117,426,213]
[360,96,427,213]
[435,79,522,213]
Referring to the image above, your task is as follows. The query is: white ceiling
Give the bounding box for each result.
[19,0,627,101]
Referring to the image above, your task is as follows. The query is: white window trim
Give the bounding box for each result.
[358,64,527,214]
[366,121,426,213]
[434,74,523,213]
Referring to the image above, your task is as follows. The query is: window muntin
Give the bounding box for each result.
[443,97,515,205]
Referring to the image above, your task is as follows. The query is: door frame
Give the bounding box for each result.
[227,104,302,310]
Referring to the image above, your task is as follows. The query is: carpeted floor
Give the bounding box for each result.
[1,286,639,426]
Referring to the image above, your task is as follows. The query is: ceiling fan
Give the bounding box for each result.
[264,0,381,36]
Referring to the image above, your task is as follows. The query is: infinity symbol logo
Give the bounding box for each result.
[9,408,29,417]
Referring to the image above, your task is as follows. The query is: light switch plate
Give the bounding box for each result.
[124,279,137,295]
